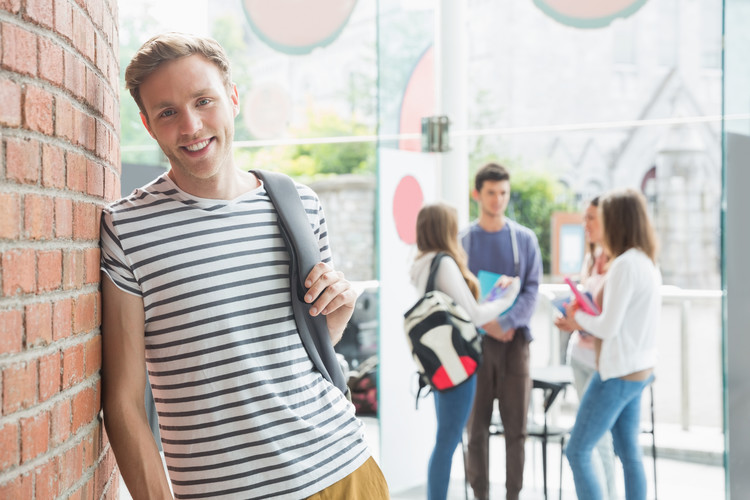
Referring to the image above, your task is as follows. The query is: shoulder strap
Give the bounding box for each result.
[250,170,348,396]
[426,252,447,293]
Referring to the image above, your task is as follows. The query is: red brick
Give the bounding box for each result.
[0,422,19,469]
[84,335,101,377]
[1,23,37,76]
[72,8,94,63]
[50,399,71,446]
[25,302,53,347]
[42,144,66,189]
[72,386,95,433]
[82,430,96,469]
[35,459,59,499]
[24,194,55,240]
[73,202,99,240]
[0,310,23,354]
[102,88,115,126]
[2,361,37,413]
[64,50,84,100]
[54,0,73,42]
[20,411,49,462]
[95,32,107,76]
[62,343,84,389]
[25,0,55,29]
[6,137,40,184]
[0,0,21,13]
[56,96,75,142]
[0,192,21,239]
[39,36,64,86]
[55,197,74,238]
[86,68,103,113]
[38,249,63,292]
[73,292,96,333]
[95,119,108,159]
[87,160,104,197]
[83,247,100,285]
[38,351,61,402]
[0,473,32,499]
[2,249,36,296]
[62,249,83,290]
[24,85,54,135]
[0,78,22,127]
[74,110,96,151]
[52,298,72,341]
[59,442,83,491]
[87,0,103,28]
[66,151,86,192]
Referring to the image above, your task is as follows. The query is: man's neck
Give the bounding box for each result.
[168,167,259,200]
[477,213,507,232]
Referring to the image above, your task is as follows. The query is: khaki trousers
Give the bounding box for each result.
[305,456,390,500]
[466,333,531,500]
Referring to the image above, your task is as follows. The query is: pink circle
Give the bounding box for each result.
[393,176,423,245]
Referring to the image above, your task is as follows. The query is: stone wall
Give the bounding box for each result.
[0,0,121,498]
[309,175,376,282]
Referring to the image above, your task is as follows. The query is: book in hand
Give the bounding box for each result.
[564,277,600,316]
[477,270,519,311]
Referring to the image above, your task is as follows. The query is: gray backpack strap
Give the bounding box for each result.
[251,169,348,396]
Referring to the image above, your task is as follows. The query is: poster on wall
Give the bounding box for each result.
[377,147,439,493]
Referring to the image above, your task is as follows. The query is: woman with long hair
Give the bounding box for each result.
[564,189,661,500]
[410,202,519,500]
[554,196,617,499]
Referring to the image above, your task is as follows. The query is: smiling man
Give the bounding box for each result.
[100,33,387,500]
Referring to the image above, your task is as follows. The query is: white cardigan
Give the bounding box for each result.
[575,248,662,381]
[410,251,519,327]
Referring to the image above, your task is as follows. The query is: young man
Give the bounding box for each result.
[100,33,388,499]
[460,163,542,500]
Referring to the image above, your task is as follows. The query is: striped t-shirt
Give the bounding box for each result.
[100,174,370,499]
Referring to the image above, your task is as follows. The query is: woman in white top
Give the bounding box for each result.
[564,189,661,500]
[410,203,519,500]
[554,196,617,500]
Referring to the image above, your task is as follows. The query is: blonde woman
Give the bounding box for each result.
[564,189,661,500]
[410,203,519,500]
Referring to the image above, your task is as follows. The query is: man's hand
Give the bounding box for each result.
[304,262,357,344]
[481,319,516,343]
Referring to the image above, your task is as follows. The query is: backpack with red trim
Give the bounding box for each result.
[404,253,482,407]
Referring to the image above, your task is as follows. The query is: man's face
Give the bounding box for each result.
[474,179,511,218]
[138,54,239,184]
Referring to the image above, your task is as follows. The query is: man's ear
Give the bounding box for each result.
[472,188,479,201]
[230,83,240,118]
[140,112,156,139]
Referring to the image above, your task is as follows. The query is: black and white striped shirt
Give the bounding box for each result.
[100,174,370,499]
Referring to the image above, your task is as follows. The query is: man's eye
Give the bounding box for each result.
[160,110,175,118]
[198,98,210,106]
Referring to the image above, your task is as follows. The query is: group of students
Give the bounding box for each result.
[411,163,661,500]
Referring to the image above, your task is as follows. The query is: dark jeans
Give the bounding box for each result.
[466,333,531,500]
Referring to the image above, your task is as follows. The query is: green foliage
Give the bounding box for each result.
[469,160,576,275]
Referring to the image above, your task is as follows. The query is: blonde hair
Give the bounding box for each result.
[416,203,480,299]
[124,32,232,118]
[600,188,658,263]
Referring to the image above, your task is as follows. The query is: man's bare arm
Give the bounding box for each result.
[101,274,173,499]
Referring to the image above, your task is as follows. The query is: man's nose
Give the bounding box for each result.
[179,108,202,135]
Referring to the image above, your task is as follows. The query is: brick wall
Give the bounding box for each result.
[0,0,121,498]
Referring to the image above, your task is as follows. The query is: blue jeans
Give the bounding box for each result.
[428,374,476,500]
[566,372,654,500]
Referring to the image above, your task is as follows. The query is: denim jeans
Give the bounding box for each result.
[428,374,477,500]
[569,357,617,500]
[566,372,654,500]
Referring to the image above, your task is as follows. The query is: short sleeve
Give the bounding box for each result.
[99,208,142,297]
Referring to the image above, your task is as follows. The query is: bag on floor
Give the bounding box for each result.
[404,253,482,407]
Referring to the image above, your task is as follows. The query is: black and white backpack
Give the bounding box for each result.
[404,253,482,407]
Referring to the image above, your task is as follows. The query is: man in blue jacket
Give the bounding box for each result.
[461,162,542,500]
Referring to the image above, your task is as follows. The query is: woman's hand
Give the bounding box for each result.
[554,314,579,333]
[563,300,583,331]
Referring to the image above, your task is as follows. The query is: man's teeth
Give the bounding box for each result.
[186,139,210,152]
